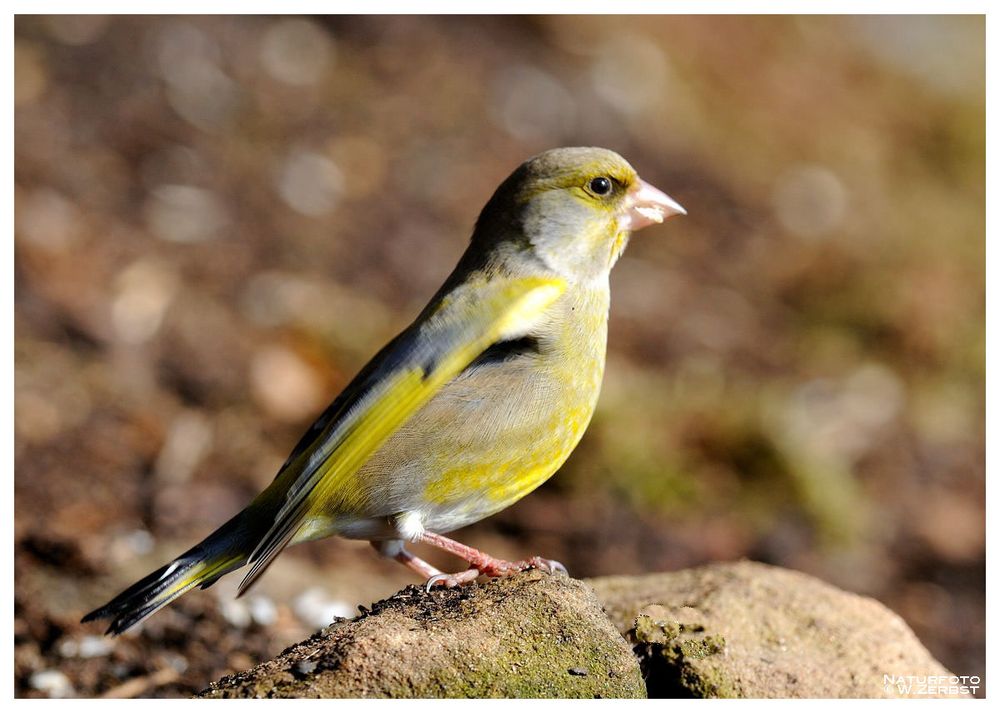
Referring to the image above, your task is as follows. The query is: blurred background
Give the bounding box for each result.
[14,15,984,698]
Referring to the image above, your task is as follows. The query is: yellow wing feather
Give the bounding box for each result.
[238,274,566,594]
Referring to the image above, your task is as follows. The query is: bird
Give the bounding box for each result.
[82,146,686,635]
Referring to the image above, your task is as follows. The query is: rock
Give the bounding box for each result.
[196,562,965,699]
[588,561,967,698]
[198,571,645,699]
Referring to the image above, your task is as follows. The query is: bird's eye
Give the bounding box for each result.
[589,176,612,196]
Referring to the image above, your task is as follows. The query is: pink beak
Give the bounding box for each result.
[621,178,687,232]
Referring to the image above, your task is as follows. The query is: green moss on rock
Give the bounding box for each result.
[199,572,644,699]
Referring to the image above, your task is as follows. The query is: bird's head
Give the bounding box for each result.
[472,147,686,283]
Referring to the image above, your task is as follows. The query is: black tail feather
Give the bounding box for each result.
[81,553,207,635]
[82,513,254,635]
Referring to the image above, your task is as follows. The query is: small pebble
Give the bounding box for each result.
[80,635,114,658]
[248,596,277,626]
[165,653,189,674]
[294,660,317,676]
[293,587,355,629]
[219,599,252,628]
[121,529,155,556]
[57,635,113,658]
[568,666,588,676]
[30,670,75,698]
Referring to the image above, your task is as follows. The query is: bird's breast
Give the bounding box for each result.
[346,285,610,532]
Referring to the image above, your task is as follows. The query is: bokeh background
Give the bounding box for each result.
[14,15,984,698]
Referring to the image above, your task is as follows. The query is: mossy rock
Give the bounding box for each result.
[198,571,644,698]
[589,561,966,698]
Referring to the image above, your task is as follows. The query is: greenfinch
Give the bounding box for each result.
[83,146,685,634]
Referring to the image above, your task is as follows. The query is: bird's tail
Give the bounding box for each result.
[81,512,256,635]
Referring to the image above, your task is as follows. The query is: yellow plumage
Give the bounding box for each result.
[83,146,685,634]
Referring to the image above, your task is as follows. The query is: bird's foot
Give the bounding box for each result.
[423,557,566,591]
[515,556,568,575]
[424,568,481,591]
[416,531,568,590]
[465,553,568,577]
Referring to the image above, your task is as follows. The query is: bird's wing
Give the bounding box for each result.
[238,274,566,594]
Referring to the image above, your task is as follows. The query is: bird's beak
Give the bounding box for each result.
[621,178,687,232]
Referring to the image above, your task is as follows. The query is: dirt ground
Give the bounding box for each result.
[14,15,984,697]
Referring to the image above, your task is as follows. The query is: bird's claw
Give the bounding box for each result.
[425,568,480,592]
[529,557,568,575]
[424,557,568,590]
[468,554,567,578]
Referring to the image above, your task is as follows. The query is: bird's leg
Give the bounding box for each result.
[416,531,566,590]
[395,549,444,580]
[370,540,443,579]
